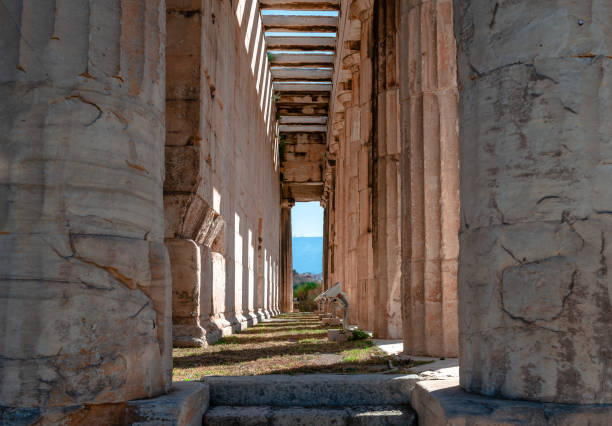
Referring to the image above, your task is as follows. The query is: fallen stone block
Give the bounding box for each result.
[328,329,349,342]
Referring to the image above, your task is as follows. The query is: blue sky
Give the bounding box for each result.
[292,201,323,237]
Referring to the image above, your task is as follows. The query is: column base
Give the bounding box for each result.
[0,382,209,426]
[411,378,612,426]
[172,324,208,348]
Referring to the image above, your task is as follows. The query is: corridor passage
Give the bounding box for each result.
[173,313,428,379]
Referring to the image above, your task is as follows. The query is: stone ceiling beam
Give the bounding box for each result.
[263,15,338,32]
[274,82,332,91]
[279,116,328,124]
[277,92,330,104]
[271,67,333,81]
[279,124,328,132]
[259,0,340,10]
[270,53,334,67]
[276,104,329,116]
[266,36,336,51]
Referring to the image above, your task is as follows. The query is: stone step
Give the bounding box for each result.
[204,405,416,426]
[202,374,419,407]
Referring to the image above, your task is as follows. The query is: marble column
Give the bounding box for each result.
[0,0,171,417]
[280,199,294,313]
[165,0,224,346]
[399,0,459,357]
[455,0,612,403]
[371,0,403,339]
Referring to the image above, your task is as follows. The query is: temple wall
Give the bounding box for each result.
[165,0,280,345]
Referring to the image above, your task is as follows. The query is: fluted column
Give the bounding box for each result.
[0,0,170,415]
[455,0,612,403]
[344,66,361,325]
[399,0,459,357]
[280,199,294,313]
[356,6,376,332]
[372,0,402,339]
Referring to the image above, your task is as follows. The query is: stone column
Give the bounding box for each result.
[280,199,294,313]
[455,0,612,404]
[345,65,361,325]
[165,0,224,346]
[0,0,171,418]
[399,0,459,357]
[352,0,376,333]
[372,0,403,339]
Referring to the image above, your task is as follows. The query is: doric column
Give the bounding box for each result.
[0,0,170,416]
[343,62,361,325]
[372,0,402,339]
[455,0,612,403]
[165,0,224,346]
[280,199,294,313]
[399,0,459,357]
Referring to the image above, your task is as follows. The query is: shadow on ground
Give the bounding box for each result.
[173,313,428,380]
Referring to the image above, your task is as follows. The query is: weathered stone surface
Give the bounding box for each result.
[204,406,272,426]
[0,0,171,413]
[204,374,418,407]
[167,239,207,347]
[411,378,612,426]
[204,405,416,426]
[165,0,282,347]
[455,0,612,403]
[328,328,349,342]
[126,382,209,426]
[280,200,294,313]
[398,0,460,357]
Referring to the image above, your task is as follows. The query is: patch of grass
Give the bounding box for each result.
[351,329,370,341]
[298,337,320,344]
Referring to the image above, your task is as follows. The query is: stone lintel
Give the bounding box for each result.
[411,379,612,426]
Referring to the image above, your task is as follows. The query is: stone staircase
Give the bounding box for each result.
[201,374,419,425]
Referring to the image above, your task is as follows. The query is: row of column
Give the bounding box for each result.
[396,0,611,404]
[328,0,376,333]
[325,0,402,338]
[166,0,281,347]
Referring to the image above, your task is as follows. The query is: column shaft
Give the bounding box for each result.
[372,0,403,339]
[399,0,459,357]
[280,201,293,313]
[455,0,612,403]
[0,0,170,410]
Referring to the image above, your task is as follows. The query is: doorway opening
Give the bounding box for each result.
[291,201,324,312]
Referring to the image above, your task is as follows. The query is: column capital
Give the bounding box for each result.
[349,0,373,21]
[281,198,295,209]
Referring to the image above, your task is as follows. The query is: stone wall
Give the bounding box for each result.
[165,0,281,346]
[0,0,171,419]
